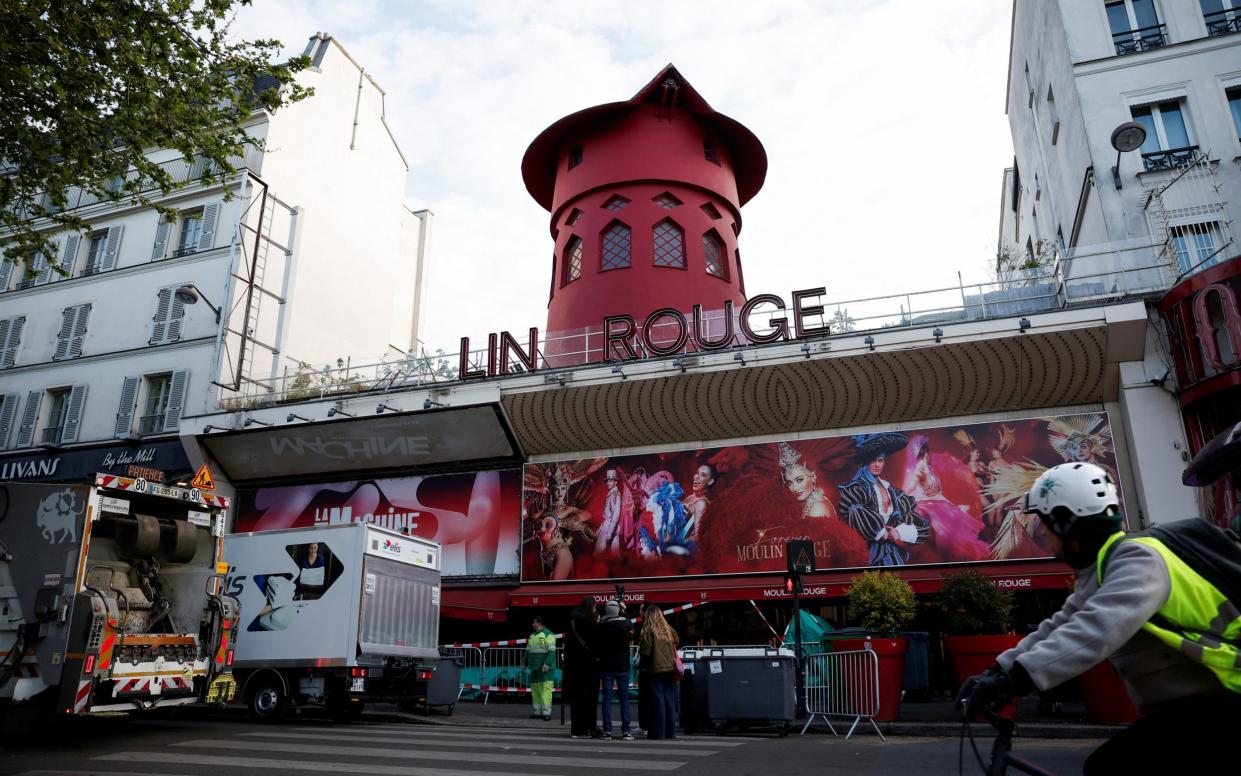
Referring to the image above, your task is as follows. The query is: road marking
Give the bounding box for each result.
[172,738,685,771]
[96,752,527,776]
[345,725,750,747]
[238,730,717,756]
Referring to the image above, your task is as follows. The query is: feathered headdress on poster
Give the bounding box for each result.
[1047,414,1111,461]
[982,459,1046,516]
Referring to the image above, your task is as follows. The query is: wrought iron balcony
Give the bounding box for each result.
[170,245,200,259]
[15,278,40,290]
[1112,23,1168,55]
[40,426,65,445]
[1204,9,1241,36]
[81,263,105,277]
[1141,146,1199,172]
[139,414,165,436]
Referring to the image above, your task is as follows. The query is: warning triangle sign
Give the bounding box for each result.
[794,547,812,569]
[191,464,216,491]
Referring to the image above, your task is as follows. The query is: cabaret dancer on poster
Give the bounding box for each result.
[837,433,931,566]
[524,459,607,579]
[641,481,694,556]
[778,442,838,518]
[595,469,627,556]
[695,440,869,573]
[903,435,989,562]
[681,464,717,544]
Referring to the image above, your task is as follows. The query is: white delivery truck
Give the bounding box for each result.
[0,476,239,725]
[223,522,441,721]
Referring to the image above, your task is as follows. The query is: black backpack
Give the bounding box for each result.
[1108,520,1241,607]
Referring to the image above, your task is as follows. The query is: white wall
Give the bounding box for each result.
[260,36,425,369]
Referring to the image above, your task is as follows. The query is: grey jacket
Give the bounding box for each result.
[996,539,1223,711]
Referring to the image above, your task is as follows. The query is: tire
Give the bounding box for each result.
[247,678,286,722]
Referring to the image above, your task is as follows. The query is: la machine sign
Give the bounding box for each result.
[458,287,835,378]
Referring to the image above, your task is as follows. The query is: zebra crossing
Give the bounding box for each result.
[15,721,754,776]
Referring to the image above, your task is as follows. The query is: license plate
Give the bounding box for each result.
[350,678,366,692]
[206,674,237,705]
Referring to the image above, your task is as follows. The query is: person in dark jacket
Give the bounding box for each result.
[564,596,602,738]
[598,600,634,739]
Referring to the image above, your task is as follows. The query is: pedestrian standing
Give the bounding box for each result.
[525,616,556,721]
[638,604,680,740]
[564,596,602,738]
[599,600,634,739]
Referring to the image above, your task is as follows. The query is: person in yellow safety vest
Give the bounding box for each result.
[957,461,1241,774]
[526,616,556,721]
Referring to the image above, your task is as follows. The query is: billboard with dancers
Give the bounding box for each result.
[520,412,1123,581]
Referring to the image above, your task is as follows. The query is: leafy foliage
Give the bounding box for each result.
[936,569,1015,635]
[845,571,917,634]
[0,0,311,273]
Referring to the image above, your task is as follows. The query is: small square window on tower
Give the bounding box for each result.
[700,202,722,220]
[703,138,719,164]
[568,145,583,170]
[652,192,682,210]
[565,208,583,226]
[602,195,630,212]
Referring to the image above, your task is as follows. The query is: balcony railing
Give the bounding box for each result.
[1112,23,1168,55]
[217,242,1184,407]
[40,426,65,446]
[139,414,165,436]
[1142,146,1199,172]
[1204,9,1241,36]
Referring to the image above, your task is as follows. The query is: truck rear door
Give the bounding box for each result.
[357,528,440,660]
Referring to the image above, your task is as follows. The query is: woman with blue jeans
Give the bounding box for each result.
[638,605,680,739]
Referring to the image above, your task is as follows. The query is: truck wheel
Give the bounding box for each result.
[248,680,286,722]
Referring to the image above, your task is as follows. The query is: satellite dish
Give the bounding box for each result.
[1110,122,1147,153]
[174,285,200,305]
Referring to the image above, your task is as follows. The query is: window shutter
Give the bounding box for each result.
[114,376,139,438]
[60,233,81,278]
[163,369,189,432]
[0,257,15,290]
[100,225,123,271]
[150,288,173,345]
[33,252,53,285]
[1,316,25,368]
[54,307,75,360]
[198,203,221,251]
[0,393,18,449]
[167,293,186,342]
[60,385,88,444]
[69,303,92,358]
[15,390,41,448]
[151,219,172,261]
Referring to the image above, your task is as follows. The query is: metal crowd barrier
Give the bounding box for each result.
[800,649,885,741]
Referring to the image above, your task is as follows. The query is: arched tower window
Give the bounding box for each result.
[703,230,727,279]
[652,219,685,268]
[562,235,583,285]
[600,221,632,271]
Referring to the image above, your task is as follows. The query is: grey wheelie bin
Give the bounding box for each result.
[679,646,796,736]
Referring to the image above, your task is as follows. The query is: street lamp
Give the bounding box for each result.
[1110,121,1147,190]
[174,284,222,322]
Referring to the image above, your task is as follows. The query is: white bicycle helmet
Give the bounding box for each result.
[1024,462,1122,537]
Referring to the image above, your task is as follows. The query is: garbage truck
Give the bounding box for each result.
[0,475,239,723]
[223,522,441,721]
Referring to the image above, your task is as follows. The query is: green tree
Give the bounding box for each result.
[0,0,311,274]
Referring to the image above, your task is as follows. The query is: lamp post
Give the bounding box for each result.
[1110,121,1147,190]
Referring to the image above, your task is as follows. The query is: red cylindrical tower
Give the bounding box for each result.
[522,65,767,352]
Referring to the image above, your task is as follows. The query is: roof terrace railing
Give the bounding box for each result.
[219,241,1176,408]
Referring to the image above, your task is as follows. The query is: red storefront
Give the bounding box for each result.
[1158,253,1241,530]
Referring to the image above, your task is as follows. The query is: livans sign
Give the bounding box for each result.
[458,287,834,379]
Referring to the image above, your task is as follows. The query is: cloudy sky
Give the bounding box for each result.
[236,0,1015,353]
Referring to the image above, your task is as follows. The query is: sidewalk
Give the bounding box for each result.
[369,694,1121,739]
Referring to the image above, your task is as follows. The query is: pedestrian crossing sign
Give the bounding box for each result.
[191,464,216,491]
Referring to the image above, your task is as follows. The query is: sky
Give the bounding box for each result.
[234,0,1016,355]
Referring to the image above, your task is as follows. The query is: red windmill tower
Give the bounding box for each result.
[522,65,767,363]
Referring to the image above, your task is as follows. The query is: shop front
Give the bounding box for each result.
[0,438,191,485]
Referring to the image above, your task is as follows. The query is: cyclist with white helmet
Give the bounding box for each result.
[957,460,1241,774]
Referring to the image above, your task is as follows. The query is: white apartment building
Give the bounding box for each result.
[0,33,430,484]
[998,0,1240,281]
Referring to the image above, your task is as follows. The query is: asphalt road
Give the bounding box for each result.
[0,712,1102,775]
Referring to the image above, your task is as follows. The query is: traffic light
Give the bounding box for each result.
[784,573,803,596]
